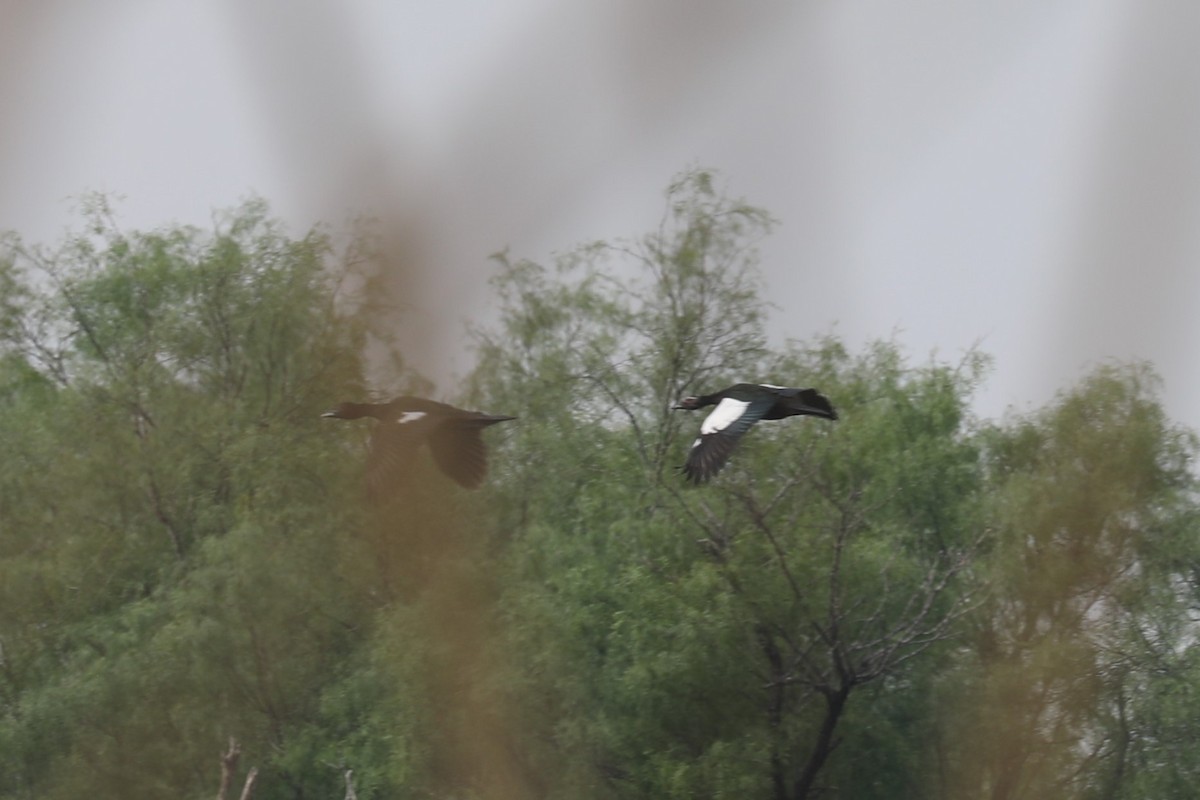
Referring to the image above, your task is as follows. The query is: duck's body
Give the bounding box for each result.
[674,383,837,484]
[322,397,515,494]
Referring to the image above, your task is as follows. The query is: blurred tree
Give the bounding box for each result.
[0,198,400,798]
[938,364,1199,800]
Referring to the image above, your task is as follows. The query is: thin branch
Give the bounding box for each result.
[737,488,804,604]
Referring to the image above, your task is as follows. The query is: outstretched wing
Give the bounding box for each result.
[428,422,489,489]
[682,395,775,484]
[769,387,838,420]
[427,415,513,489]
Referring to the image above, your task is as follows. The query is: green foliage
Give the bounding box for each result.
[468,171,1200,799]
[0,199,395,798]
[468,173,996,799]
[1,174,1198,800]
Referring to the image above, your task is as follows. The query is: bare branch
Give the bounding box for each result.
[217,738,241,800]
[238,768,259,800]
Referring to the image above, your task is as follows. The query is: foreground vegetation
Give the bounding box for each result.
[1,175,1197,799]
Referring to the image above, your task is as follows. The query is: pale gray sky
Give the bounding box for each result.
[3,1,1199,431]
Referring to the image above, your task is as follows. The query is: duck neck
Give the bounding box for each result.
[342,402,382,420]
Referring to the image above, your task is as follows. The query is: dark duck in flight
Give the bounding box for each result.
[674,383,837,484]
[322,397,516,495]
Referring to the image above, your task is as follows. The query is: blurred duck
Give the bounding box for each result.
[322,397,515,495]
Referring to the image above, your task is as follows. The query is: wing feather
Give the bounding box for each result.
[683,395,775,483]
[428,421,491,489]
[776,387,837,420]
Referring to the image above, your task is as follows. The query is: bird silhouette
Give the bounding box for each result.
[322,397,515,496]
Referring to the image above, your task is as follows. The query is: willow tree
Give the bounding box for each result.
[468,171,988,799]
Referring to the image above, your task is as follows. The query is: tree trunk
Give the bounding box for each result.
[757,626,789,800]
[793,685,850,800]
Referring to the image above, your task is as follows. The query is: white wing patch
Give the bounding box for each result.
[396,411,427,424]
[759,383,784,389]
[701,398,750,434]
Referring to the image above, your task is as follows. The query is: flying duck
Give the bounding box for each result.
[321,397,516,494]
[674,383,837,484]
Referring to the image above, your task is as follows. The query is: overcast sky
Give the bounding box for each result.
[3,1,1199,431]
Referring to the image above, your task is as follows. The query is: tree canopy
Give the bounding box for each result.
[1,174,1197,799]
